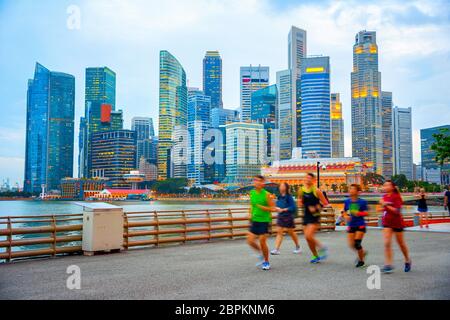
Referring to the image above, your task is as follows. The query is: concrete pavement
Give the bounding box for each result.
[1,229,449,300]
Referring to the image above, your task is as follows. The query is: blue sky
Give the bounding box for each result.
[1,0,450,186]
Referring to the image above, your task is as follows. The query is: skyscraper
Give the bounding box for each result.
[24,63,75,193]
[251,84,277,160]
[351,30,382,174]
[288,26,307,148]
[210,108,239,128]
[187,88,212,185]
[276,69,293,160]
[392,107,413,179]
[131,117,155,140]
[240,65,269,121]
[203,51,222,110]
[381,91,393,178]
[300,56,331,158]
[79,66,117,178]
[225,122,265,185]
[158,51,188,179]
[90,130,137,189]
[420,125,450,184]
[331,93,344,158]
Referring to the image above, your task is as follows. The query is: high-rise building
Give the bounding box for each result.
[381,91,393,178]
[251,84,277,160]
[132,117,156,168]
[203,51,222,109]
[24,63,75,193]
[132,117,155,140]
[276,69,293,160]
[210,108,239,128]
[300,56,331,158]
[392,107,413,179]
[225,122,265,185]
[187,88,212,185]
[288,26,307,148]
[240,65,269,121]
[420,125,450,184]
[351,30,383,174]
[157,50,188,179]
[79,66,117,178]
[331,93,344,158]
[90,130,136,188]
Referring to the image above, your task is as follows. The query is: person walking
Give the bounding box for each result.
[297,173,330,264]
[259,182,301,255]
[415,188,429,228]
[247,175,274,270]
[379,180,412,273]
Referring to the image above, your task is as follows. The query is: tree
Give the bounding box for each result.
[363,172,385,186]
[331,184,338,192]
[431,128,450,166]
[392,174,408,189]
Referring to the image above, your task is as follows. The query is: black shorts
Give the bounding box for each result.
[302,214,320,226]
[383,226,404,232]
[347,226,366,233]
[249,221,270,235]
[277,215,295,228]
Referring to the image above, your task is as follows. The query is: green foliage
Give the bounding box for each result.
[431,128,450,166]
[363,172,385,186]
[151,178,188,194]
[0,191,34,198]
[391,174,408,189]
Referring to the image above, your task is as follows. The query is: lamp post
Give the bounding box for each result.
[317,161,320,188]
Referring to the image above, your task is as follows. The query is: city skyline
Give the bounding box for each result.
[1,0,450,185]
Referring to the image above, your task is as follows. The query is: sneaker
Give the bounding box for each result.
[293,246,302,254]
[355,260,365,268]
[404,261,412,272]
[255,255,264,267]
[310,256,321,264]
[270,249,281,255]
[261,261,271,270]
[318,246,328,260]
[382,265,394,274]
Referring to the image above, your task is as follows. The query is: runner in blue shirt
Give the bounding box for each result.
[343,184,368,268]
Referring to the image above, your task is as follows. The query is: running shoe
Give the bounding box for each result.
[310,256,321,264]
[355,260,365,268]
[382,265,394,274]
[261,261,271,270]
[255,255,264,267]
[293,246,302,254]
[404,261,412,272]
[318,246,328,260]
[270,249,281,255]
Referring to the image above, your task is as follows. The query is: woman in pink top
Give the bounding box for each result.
[379,180,411,273]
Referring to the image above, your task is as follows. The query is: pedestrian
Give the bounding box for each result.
[297,173,330,264]
[379,180,412,273]
[247,175,274,270]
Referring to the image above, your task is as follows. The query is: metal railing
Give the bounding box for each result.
[0,207,336,263]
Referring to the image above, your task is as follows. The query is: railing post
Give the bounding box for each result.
[123,214,129,250]
[228,209,233,239]
[181,210,186,244]
[51,215,56,257]
[6,216,12,263]
[154,211,159,247]
[206,210,211,241]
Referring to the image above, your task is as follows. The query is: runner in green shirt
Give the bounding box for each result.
[247,175,274,270]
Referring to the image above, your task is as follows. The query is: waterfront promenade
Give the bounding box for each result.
[1,228,449,300]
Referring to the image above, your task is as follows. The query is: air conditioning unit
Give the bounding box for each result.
[77,202,124,255]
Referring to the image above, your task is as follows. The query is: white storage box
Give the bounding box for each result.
[76,202,124,254]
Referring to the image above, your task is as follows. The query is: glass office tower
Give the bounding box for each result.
[276,69,293,160]
[331,93,344,158]
[393,107,413,179]
[351,30,383,174]
[203,51,222,110]
[381,91,393,178]
[24,63,75,193]
[157,50,188,179]
[240,65,269,121]
[79,66,117,178]
[300,56,331,158]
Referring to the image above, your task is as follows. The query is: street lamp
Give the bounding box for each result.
[317,161,327,188]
